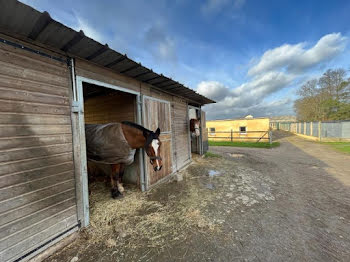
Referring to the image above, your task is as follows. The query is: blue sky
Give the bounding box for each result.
[21,0,350,119]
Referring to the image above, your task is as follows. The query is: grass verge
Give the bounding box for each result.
[209,140,280,148]
[204,151,222,158]
[320,142,350,154]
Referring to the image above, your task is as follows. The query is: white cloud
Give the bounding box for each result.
[74,16,105,43]
[144,24,177,63]
[198,33,348,120]
[248,33,347,76]
[197,81,230,101]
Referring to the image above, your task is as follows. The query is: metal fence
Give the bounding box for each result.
[208,130,272,144]
[270,120,350,141]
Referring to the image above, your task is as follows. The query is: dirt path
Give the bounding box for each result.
[210,131,350,261]
[45,131,350,262]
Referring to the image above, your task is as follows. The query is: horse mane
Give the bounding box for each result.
[122,121,151,133]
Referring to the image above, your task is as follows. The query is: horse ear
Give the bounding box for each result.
[155,128,160,137]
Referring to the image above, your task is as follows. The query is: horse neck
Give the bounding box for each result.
[190,119,195,132]
[121,124,146,149]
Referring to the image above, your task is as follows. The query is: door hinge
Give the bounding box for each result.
[71,101,81,113]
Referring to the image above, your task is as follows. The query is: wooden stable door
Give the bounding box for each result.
[143,97,173,187]
[0,41,78,262]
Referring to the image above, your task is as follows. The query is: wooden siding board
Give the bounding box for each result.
[0,43,77,262]
[0,99,71,115]
[0,171,74,201]
[0,60,69,88]
[0,162,74,188]
[84,92,135,124]
[143,97,173,186]
[0,143,73,162]
[0,134,72,151]
[0,125,72,137]
[0,113,71,125]
[0,193,76,239]
[173,99,190,168]
[0,74,69,97]
[0,180,75,215]
[75,59,140,93]
[0,44,68,76]
[0,215,77,262]
[0,206,76,253]
[0,86,69,106]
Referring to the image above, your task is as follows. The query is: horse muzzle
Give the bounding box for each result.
[154,165,162,171]
[149,156,163,172]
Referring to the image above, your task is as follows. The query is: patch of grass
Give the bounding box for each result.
[204,151,222,158]
[209,140,280,148]
[321,142,350,154]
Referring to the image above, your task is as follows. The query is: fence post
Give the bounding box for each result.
[269,130,272,145]
[318,121,321,141]
[230,129,233,142]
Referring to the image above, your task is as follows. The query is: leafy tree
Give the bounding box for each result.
[294,68,350,121]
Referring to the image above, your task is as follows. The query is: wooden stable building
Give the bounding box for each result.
[0,1,214,261]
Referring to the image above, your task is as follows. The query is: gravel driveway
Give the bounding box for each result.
[45,131,350,262]
[210,130,350,261]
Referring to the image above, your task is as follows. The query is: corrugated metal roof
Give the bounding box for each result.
[0,0,215,105]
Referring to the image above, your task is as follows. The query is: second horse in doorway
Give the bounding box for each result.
[190,118,200,137]
[85,121,162,199]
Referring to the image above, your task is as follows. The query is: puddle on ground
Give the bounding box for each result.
[208,170,221,177]
[205,183,215,190]
[228,153,245,158]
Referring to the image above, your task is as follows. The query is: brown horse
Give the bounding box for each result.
[190,118,200,137]
[85,121,162,199]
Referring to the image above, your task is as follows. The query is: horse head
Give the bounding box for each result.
[190,118,200,137]
[143,127,163,171]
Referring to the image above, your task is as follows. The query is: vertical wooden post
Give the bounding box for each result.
[230,129,233,142]
[318,121,322,141]
[269,130,272,145]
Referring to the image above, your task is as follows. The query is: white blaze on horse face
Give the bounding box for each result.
[195,123,200,136]
[151,139,160,170]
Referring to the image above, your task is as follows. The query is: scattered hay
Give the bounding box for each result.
[83,158,221,253]
[105,238,117,248]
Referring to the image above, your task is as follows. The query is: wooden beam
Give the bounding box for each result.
[120,63,141,74]
[85,44,109,60]
[61,30,85,52]
[28,12,52,40]
[105,55,127,68]
[133,70,152,78]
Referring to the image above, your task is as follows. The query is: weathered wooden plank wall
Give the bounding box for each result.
[0,43,78,262]
[84,91,135,124]
[143,98,173,186]
[172,97,191,169]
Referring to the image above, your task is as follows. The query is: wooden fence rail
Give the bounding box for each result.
[208,130,272,144]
